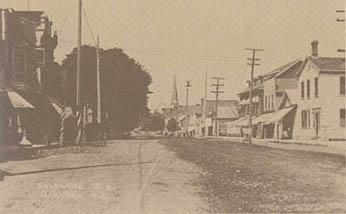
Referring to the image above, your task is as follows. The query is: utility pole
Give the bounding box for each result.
[75,0,83,145]
[211,77,225,138]
[77,0,82,107]
[245,48,263,144]
[185,81,191,136]
[202,73,208,137]
[96,35,101,124]
[336,10,345,53]
[27,0,30,11]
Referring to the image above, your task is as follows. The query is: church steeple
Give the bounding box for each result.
[170,75,179,107]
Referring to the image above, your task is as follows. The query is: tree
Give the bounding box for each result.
[167,118,179,132]
[142,111,165,132]
[62,45,152,132]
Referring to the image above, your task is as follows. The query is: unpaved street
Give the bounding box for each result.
[0,140,209,214]
[1,138,346,213]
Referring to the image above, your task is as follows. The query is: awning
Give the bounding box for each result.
[235,116,257,127]
[266,106,295,124]
[239,99,248,105]
[7,90,34,109]
[253,112,275,124]
[239,96,259,105]
[44,93,64,116]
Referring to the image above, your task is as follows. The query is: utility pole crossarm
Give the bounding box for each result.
[245,48,264,144]
[210,77,225,138]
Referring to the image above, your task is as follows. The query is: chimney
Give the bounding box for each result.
[311,40,319,57]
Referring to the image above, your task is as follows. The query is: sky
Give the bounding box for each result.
[2,0,345,110]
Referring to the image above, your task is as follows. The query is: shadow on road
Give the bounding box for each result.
[5,160,156,177]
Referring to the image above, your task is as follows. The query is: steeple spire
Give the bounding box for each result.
[171,75,179,107]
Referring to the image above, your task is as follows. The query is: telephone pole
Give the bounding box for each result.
[75,0,83,144]
[96,35,101,124]
[211,77,225,138]
[245,48,263,144]
[336,10,345,53]
[185,81,191,136]
[77,0,82,107]
[202,73,208,137]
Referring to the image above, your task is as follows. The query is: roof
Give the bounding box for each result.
[309,57,345,72]
[217,105,239,119]
[204,100,239,118]
[163,100,239,119]
[239,59,303,95]
[263,59,301,80]
[284,89,299,105]
[15,11,44,24]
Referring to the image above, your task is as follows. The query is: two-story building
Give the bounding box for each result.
[0,9,61,145]
[292,41,345,140]
[236,58,303,139]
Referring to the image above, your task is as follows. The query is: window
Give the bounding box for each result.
[14,46,26,81]
[314,77,318,97]
[340,109,346,127]
[340,76,345,96]
[271,94,274,109]
[265,96,267,111]
[301,110,310,129]
[35,48,45,67]
[307,79,310,98]
[301,81,305,99]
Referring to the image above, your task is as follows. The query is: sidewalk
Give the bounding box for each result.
[207,136,346,157]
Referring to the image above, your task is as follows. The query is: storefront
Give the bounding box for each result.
[0,89,35,145]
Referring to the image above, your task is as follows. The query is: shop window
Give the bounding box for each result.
[340,109,346,127]
[340,76,345,96]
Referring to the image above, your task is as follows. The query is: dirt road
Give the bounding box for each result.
[0,140,209,214]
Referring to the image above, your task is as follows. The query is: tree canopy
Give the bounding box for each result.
[61,45,152,131]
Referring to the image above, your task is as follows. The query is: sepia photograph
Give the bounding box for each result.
[0,0,345,213]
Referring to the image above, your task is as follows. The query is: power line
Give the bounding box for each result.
[82,4,97,46]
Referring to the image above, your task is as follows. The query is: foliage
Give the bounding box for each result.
[166,118,179,132]
[62,45,152,131]
[142,111,165,132]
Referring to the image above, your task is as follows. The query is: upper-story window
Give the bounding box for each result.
[14,46,26,81]
[314,77,318,97]
[264,96,267,111]
[271,94,274,109]
[35,48,46,67]
[301,81,305,99]
[340,76,345,96]
[307,79,311,98]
